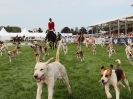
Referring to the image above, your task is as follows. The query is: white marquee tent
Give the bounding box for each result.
[0,28,46,41]
[61,33,73,37]
[0,28,12,41]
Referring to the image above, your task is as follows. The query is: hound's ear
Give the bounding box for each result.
[45,57,54,64]
[110,64,113,69]
[101,66,105,70]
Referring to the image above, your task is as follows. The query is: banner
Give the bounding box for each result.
[112,37,133,45]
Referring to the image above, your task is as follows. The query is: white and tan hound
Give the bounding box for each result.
[34,40,72,99]
[100,59,130,99]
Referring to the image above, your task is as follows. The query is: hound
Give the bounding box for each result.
[100,59,130,99]
[76,50,84,62]
[34,40,72,99]
[107,43,116,58]
[92,43,96,55]
[60,39,68,55]
[43,41,49,56]
[100,37,105,47]
[31,41,45,63]
[38,41,49,56]
[125,43,133,65]
[8,46,19,62]
[0,43,8,56]
[76,46,84,62]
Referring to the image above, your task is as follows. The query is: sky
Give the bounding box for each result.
[0,0,133,32]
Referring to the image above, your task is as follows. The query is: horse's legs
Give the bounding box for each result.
[49,41,52,49]
[55,41,57,48]
[52,41,54,49]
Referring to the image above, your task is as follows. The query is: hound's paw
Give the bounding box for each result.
[107,94,112,99]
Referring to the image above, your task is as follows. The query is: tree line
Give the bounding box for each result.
[0,25,102,35]
[61,26,106,35]
[0,26,43,33]
[61,27,88,35]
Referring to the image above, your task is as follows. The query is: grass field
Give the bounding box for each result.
[0,44,133,99]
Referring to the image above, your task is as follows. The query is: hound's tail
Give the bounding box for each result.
[56,40,62,61]
[115,59,121,68]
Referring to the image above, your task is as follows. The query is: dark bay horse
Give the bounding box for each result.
[45,31,57,49]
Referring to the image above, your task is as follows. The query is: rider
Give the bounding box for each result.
[45,18,57,49]
[46,18,55,41]
[48,18,55,32]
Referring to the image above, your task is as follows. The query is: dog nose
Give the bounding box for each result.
[34,75,38,79]
[101,80,104,83]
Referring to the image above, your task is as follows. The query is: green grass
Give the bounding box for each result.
[0,44,133,99]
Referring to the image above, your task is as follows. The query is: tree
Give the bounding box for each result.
[72,31,78,35]
[79,27,87,34]
[38,28,42,33]
[61,27,71,33]
[70,28,74,33]
[5,26,21,33]
[5,26,12,32]
[70,28,78,35]
[88,29,93,34]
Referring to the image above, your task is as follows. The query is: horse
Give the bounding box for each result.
[45,31,57,49]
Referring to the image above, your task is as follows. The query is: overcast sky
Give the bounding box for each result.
[0,0,133,31]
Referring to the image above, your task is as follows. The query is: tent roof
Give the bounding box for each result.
[61,33,73,36]
[0,28,8,34]
[21,28,29,34]
[89,14,133,27]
